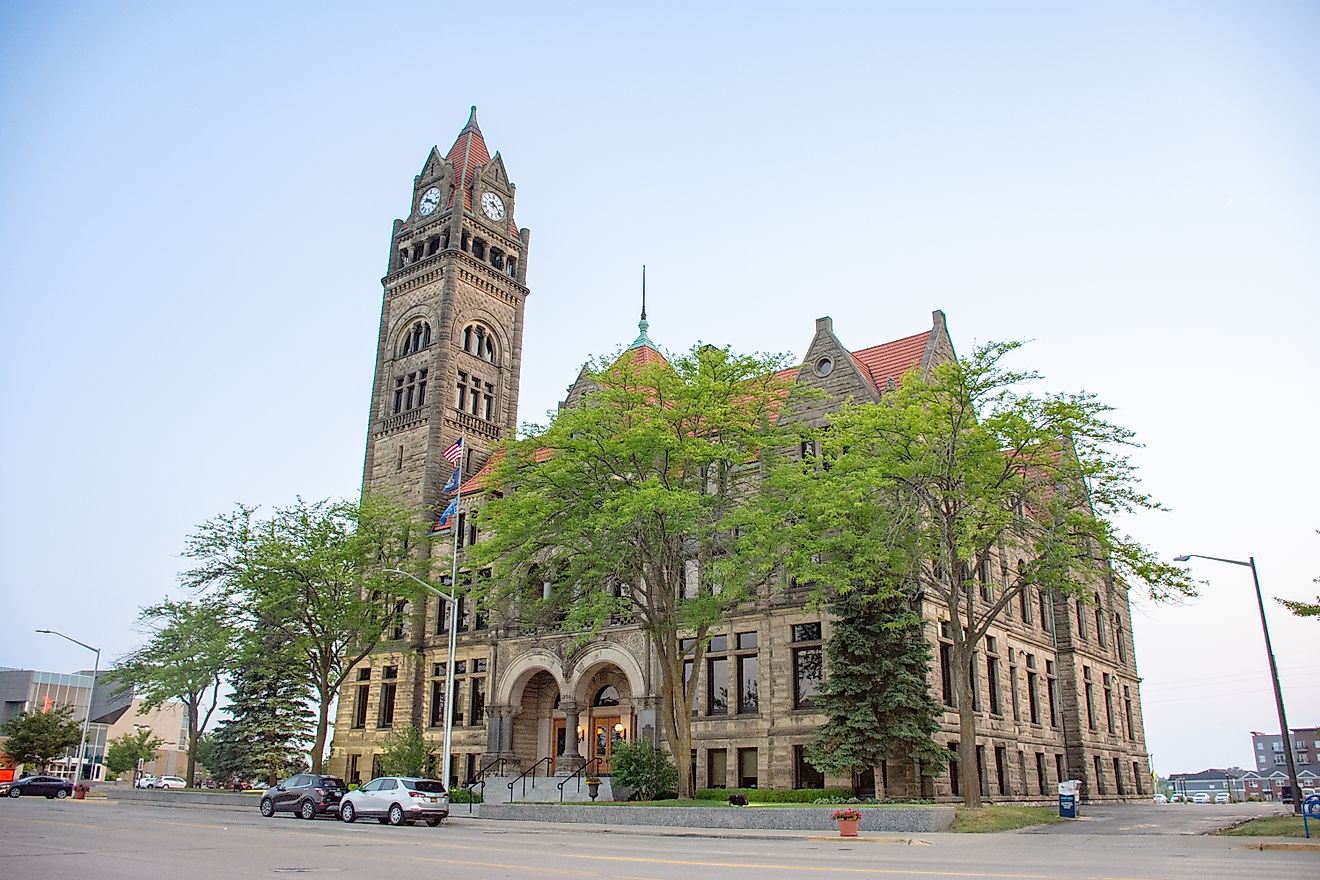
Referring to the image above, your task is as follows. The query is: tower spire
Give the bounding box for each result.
[630,264,654,350]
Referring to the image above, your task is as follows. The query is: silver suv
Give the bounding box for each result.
[337,777,449,827]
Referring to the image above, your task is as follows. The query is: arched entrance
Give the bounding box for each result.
[573,664,638,775]
[509,669,561,773]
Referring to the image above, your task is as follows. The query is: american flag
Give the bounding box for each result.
[443,437,463,466]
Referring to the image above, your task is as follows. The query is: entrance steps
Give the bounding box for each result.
[482,773,613,804]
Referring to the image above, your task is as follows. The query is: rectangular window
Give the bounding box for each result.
[1019,586,1033,624]
[737,655,759,714]
[391,600,406,640]
[793,647,822,710]
[456,513,467,547]
[1076,599,1088,639]
[707,656,728,716]
[1095,607,1107,648]
[995,745,1008,795]
[1115,615,1126,664]
[986,655,1001,716]
[379,681,396,729]
[792,622,822,642]
[470,677,486,725]
[429,680,444,727]
[1036,752,1048,794]
[737,748,759,789]
[1008,658,1021,721]
[417,368,428,407]
[1113,757,1126,795]
[394,377,405,414]
[1093,756,1105,794]
[794,745,824,789]
[353,683,369,729]
[736,631,758,650]
[706,749,727,789]
[483,383,494,421]
[1055,754,1065,787]
[451,681,464,726]
[1026,656,1040,725]
[1083,667,1096,730]
[1046,660,1059,728]
[948,744,960,796]
[1104,675,1116,734]
[940,643,955,708]
[1133,761,1145,794]
[1040,590,1052,632]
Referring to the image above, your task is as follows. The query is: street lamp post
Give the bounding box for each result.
[1173,553,1301,814]
[35,629,101,784]
[383,569,458,790]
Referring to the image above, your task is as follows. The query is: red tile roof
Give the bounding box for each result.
[849,329,931,394]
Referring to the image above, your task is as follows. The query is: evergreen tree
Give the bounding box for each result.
[209,631,314,785]
[807,589,947,797]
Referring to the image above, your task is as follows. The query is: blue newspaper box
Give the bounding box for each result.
[1058,780,1079,819]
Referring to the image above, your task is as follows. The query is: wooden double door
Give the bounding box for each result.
[550,715,625,774]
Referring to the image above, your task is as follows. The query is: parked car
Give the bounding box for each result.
[151,776,188,789]
[135,775,157,789]
[1169,793,1186,803]
[1214,792,1230,804]
[1152,793,1168,804]
[1192,792,1211,804]
[0,775,74,799]
[337,776,449,827]
[259,774,347,820]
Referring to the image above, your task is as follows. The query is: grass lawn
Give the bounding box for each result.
[1214,815,1312,838]
[951,805,1063,833]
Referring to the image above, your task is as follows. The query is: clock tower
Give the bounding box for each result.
[362,106,530,524]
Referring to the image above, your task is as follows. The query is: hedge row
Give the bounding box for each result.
[694,787,852,803]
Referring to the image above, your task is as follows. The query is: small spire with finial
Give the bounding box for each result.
[630,265,653,349]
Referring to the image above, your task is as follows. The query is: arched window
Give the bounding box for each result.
[461,323,497,362]
[399,320,432,356]
[593,685,620,707]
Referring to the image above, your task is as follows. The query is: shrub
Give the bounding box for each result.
[450,787,483,804]
[609,741,679,801]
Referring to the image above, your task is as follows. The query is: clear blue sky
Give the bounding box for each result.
[2,2,1316,773]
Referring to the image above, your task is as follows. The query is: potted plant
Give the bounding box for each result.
[585,776,601,801]
[832,807,862,837]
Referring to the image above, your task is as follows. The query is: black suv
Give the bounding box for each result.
[259,774,347,820]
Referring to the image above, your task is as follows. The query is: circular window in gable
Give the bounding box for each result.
[814,356,834,377]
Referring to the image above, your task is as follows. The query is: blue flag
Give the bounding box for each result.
[438,498,458,528]
[443,467,461,494]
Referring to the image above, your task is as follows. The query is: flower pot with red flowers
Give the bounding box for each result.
[832,807,862,837]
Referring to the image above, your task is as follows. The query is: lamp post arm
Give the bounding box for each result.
[382,569,457,606]
[34,629,100,654]
[1174,553,1251,568]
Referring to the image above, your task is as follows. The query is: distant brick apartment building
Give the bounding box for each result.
[1242,726,1320,800]
[326,109,1151,802]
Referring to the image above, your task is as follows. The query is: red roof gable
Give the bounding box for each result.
[849,329,931,394]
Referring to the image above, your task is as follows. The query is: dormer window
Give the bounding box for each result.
[399,321,432,356]
[461,323,497,362]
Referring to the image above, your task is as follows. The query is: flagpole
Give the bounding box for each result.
[440,434,464,790]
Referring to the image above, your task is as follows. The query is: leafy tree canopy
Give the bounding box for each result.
[104,727,164,778]
[376,725,436,778]
[0,704,82,771]
[467,344,800,797]
[179,493,421,772]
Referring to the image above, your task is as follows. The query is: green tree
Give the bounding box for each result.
[468,345,797,797]
[806,589,948,795]
[609,740,679,800]
[104,727,165,779]
[0,704,82,772]
[757,341,1195,806]
[376,725,435,778]
[108,597,236,787]
[208,628,314,786]
[180,493,419,772]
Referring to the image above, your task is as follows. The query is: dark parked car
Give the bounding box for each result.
[1,775,75,799]
[259,774,347,820]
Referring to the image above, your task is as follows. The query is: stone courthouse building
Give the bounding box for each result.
[327,109,1152,802]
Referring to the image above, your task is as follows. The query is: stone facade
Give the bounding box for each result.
[327,110,1151,803]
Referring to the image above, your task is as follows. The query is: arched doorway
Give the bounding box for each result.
[509,670,561,773]
[574,667,635,775]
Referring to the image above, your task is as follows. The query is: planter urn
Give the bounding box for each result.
[836,817,859,837]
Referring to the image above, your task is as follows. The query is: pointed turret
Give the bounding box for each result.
[445,105,492,211]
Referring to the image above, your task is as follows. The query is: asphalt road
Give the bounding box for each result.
[0,798,1313,880]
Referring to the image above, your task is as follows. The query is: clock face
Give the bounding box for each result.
[418,186,443,216]
[481,191,506,221]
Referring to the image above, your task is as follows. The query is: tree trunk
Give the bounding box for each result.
[185,702,199,787]
[310,693,331,774]
[657,651,695,798]
[952,646,981,808]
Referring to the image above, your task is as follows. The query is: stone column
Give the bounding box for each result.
[558,700,585,771]
[635,695,660,746]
